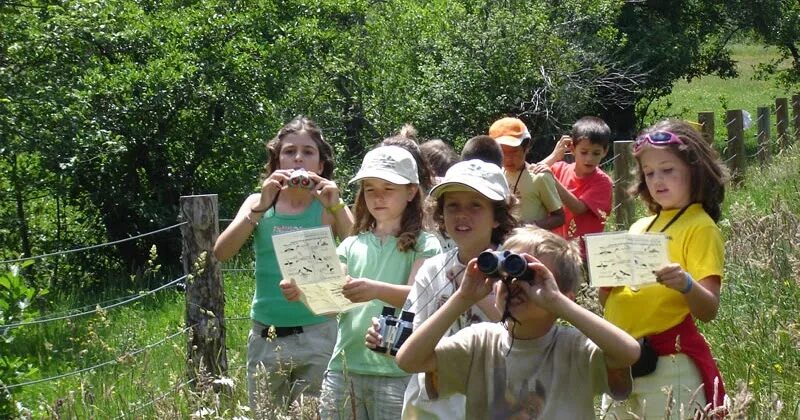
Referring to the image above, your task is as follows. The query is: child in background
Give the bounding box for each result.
[284,145,442,419]
[366,159,517,419]
[536,116,613,257]
[382,124,436,194]
[489,117,565,229]
[213,116,353,411]
[396,227,640,419]
[420,139,459,182]
[460,134,504,168]
[600,119,729,418]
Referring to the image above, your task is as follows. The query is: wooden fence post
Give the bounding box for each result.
[776,97,789,150]
[757,106,771,166]
[613,141,635,230]
[698,112,715,145]
[792,94,800,144]
[180,194,227,382]
[725,110,746,182]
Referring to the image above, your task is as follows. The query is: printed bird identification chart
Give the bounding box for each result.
[272,226,364,315]
[584,232,669,287]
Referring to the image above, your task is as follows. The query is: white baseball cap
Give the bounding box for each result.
[350,145,420,185]
[429,159,510,201]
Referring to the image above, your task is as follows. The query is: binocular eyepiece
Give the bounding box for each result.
[476,250,534,282]
[372,306,415,356]
[288,169,315,190]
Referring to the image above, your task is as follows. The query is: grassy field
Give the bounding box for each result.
[5,43,800,418]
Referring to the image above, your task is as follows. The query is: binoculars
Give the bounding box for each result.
[372,306,415,356]
[288,169,315,190]
[476,250,535,282]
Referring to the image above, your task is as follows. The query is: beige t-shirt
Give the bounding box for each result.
[434,323,609,419]
[504,165,562,224]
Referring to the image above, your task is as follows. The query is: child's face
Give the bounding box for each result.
[362,178,418,224]
[500,144,527,171]
[442,190,498,251]
[637,147,692,211]
[279,132,324,174]
[494,249,556,323]
[571,140,608,177]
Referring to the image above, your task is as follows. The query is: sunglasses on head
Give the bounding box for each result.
[633,131,684,152]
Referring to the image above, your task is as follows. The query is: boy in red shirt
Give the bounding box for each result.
[536,116,613,258]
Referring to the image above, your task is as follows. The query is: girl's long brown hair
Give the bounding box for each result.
[262,116,335,180]
[351,183,424,252]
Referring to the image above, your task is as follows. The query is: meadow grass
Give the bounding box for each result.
[5,42,800,419]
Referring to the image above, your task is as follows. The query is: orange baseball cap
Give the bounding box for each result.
[489,117,531,147]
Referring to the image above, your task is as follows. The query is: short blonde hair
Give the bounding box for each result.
[501,226,584,294]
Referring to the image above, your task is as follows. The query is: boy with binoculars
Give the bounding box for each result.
[396,227,640,419]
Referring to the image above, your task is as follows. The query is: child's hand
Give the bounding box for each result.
[279,278,302,302]
[654,264,691,292]
[453,258,496,305]
[554,135,573,160]
[309,172,342,209]
[342,276,378,303]
[512,253,562,309]
[529,163,552,175]
[255,169,291,210]
[364,317,382,349]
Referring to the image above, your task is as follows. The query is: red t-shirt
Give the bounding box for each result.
[550,162,613,256]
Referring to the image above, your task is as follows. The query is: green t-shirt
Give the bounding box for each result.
[330,231,442,376]
[251,199,331,327]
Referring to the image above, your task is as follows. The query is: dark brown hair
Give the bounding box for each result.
[352,182,424,252]
[461,135,504,168]
[427,193,519,246]
[420,139,459,178]
[629,119,729,222]
[263,116,334,179]
[570,116,611,149]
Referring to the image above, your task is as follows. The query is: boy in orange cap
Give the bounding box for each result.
[489,117,564,229]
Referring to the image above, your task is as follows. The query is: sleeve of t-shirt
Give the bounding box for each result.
[685,224,724,281]
[566,329,610,396]
[580,172,613,219]
[406,259,435,328]
[418,232,444,259]
[531,171,563,213]
[431,324,481,397]
[336,235,355,266]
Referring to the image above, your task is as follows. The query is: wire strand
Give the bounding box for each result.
[0,275,187,329]
[2,324,195,390]
[0,222,188,264]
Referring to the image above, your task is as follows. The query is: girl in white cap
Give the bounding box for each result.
[283,145,442,419]
[366,159,519,419]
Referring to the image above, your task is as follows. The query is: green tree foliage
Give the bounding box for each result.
[0,0,764,293]
[733,0,800,87]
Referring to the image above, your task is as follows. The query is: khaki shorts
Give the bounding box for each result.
[247,318,337,413]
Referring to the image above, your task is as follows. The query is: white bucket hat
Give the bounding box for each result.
[429,159,510,201]
[350,145,419,185]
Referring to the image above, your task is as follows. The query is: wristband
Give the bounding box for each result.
[680,273,694,294]
[326,199,346,215]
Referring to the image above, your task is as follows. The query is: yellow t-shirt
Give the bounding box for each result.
[604,203,724,339]
[504,164,562,224]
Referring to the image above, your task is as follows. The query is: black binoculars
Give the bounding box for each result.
[372,306,415,356]
[476,250,534,282]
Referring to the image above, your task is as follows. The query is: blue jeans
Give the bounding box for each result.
[319,369,410,420]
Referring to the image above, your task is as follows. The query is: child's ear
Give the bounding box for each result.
[601,146,610,158]
[406,184,419,202]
